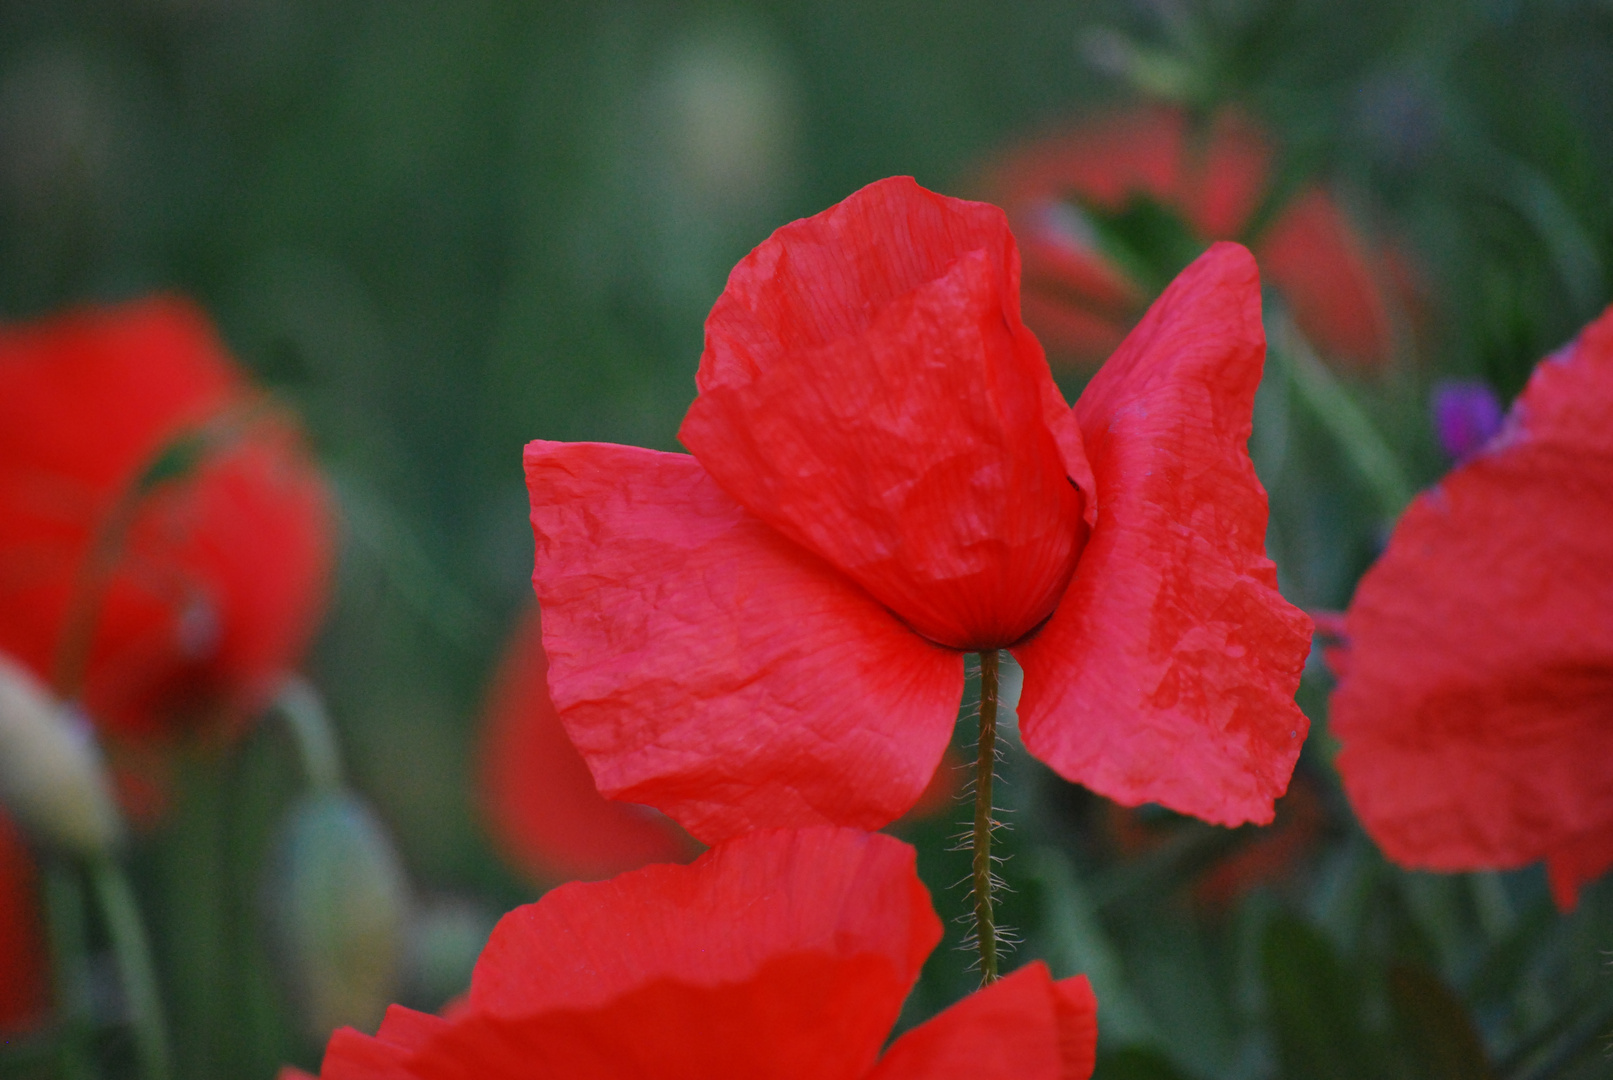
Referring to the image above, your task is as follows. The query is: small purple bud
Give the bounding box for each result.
[1432,379,1504,463]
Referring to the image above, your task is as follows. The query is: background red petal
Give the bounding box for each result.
[681,175,1088,651]
[1256,188,1396,368]
[525,440,962,842]
[1014,243,1312,827]
[1332,306,1613,888]
[0,298,334,741]
[479,606,696,885]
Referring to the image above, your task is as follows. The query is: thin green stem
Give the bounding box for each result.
[972,650,1001,985]
[274,676,343,791]
[41,859,98,1080]
[88,856,171,1080]
[1504,982,1613,1080]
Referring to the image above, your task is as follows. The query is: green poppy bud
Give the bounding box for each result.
[0,652,122,855]
[267,791,410,1044]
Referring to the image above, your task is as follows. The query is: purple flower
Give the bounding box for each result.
[1432,379,1504,463]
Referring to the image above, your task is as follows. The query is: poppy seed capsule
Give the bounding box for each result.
[267,792,410,1044]
[0,652,122,855]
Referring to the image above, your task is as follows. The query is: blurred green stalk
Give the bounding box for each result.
[88,856,171,1080]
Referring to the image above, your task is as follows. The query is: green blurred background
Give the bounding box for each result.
[3,2,1613,1078]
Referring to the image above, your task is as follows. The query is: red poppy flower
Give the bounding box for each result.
[480,606,698,884]
[0,298,334,741]
[1330,303,1613,910]
[0,809,50,1035]
[984,106,1409,369]
[314,827,1098,1079]
[526,177,1312,844]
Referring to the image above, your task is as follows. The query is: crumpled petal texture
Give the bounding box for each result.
[1332,305,1613,906]
[479,607,696,885]
[1015,244,1313,826]
[314,829,1099,1080]
[528,179,1309,837]
[0,298,333,740]
[683,175,1088,650]
[525,441,962,844]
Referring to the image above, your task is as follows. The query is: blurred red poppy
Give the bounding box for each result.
[1098,775,1327,909]
[1331,303,1613,910]
[526,177,1311,844]
[314,827,1098,1079]
[480,607,698,885]
[984,106,1411,369]
[0,298,334,742]
[0,810,50,1036]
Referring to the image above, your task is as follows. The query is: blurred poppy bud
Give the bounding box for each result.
[1431,378,1505,463]
[401,895,495,1013]
[267,792,409,1044]
[0,651,122,855]
[0,297,334,744]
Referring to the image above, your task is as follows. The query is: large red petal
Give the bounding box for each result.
[525,441,961,842]
[467,827,937,1015]
[317,829,939,1080]
[1332,307,1613,890]
[378,953,905,1080]
[867,964,1098,1080]
[680,176,1088,651]
[479,606,695,885]
[1014,243,1312,826]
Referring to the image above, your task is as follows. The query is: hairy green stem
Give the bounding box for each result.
[89,856,171,1080]
[972,650,1000,984]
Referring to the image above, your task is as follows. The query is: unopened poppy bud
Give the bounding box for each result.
[0,652,122,855]
[402,895,495,1012]
[268,792,410,1044]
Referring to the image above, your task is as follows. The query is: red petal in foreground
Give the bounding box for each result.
[314,829,1098,1080]
[1015,243,1312,827]
[479,607,696,885]
[868,965,1097,1080]
[682,176,1089,651]
[321,829,931,1079]
[1332,306,1613,906]
[0,298,334,741]
[525,441,963,843]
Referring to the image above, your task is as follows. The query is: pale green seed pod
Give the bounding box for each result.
[403,895,495,1013]
[268,791,410,1044]
[0,651,123,855]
